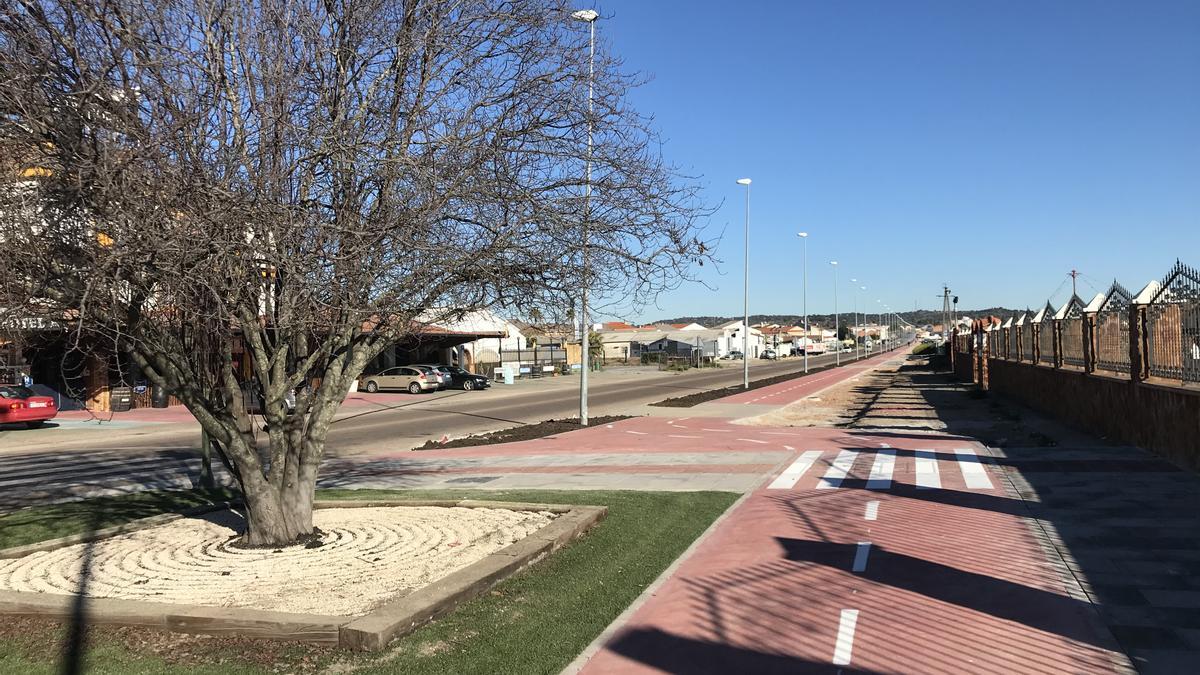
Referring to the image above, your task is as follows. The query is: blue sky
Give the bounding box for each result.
[590,1,1200,321]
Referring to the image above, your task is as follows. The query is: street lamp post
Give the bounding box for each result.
[861,285,869,353]
[797,232,808,373]
[737,178,751,388]
[830,260,839,366]
[878,300,888,353]
[850,278,859,361]
[572,8,598,426]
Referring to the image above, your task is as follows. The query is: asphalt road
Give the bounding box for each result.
[2,351,866,458]
[0,350,886,509]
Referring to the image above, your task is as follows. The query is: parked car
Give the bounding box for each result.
[411,364,451,390]
[725,350,744,360]
[0,385,57,428]
[359,367,439,394]
[432,365,491,391]
[761,349,778,360]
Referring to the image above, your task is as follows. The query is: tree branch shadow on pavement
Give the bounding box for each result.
[60,509,100,675]
[829,355,1195,671]
[605,556,1117,675]
[605,626,874,675]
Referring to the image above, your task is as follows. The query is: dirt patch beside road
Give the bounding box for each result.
[734,361,902,427]
[415,415,633,450]
[650,360,846,408]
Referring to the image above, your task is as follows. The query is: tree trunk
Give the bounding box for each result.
[238,469,315,547]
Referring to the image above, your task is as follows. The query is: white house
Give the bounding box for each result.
[432,309,526,369]
[715,320,766,357]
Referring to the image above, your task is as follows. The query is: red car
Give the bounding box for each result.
[0,385,58,428]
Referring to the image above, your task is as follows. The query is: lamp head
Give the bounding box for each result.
[571,9,599,22]
[830,260,838,266]
[736,178,752,185]
[797,232,807,238]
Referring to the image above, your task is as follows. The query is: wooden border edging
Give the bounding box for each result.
[0,498,606,650]
[337,504,606,650]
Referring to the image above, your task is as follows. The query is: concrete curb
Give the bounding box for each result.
[0,498,605,649]
[560,480,776,673]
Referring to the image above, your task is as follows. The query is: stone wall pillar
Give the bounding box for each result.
[1132,304,1148,383]
[1083,312,1097,374]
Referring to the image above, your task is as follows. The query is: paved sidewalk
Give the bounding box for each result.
[569,356,1186,674]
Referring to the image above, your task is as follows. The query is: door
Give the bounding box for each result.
[376,367,406,390]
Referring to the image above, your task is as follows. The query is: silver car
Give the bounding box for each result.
[359,366,439,394]
[412,364,450,390]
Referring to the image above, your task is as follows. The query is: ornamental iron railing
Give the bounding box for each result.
[1095,281,1132,374]
[1037,304,1056,365]
[1059,296,1086,368]
[1145,261,1200,385]
[1019,321,1033,362]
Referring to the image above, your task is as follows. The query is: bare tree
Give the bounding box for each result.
[0,0,712,545]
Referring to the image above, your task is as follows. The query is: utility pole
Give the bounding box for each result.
[940,285,952,338]
[1069,269,1079,298]
[572,8,599,426]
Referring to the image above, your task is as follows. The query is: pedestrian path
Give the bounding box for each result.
[574,430,1128,675]
[0,448,232,509]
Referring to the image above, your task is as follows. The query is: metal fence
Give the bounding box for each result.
[969,260,1199,388]
[1145,261,1200,385]
[1038,320,1055,365]
[499,346,567,365]
[1060,298,1085,368]
[1061,318,1083,367]
[1095,282,1131,374]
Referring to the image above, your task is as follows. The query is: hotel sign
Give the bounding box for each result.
[1,316,64,331]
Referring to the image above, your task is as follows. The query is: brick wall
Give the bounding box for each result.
[985,358,1200,470]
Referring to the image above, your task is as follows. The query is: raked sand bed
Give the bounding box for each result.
[0,506,556,616]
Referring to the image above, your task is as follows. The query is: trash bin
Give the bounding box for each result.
[110,386,133,412]
[151,385,170,408]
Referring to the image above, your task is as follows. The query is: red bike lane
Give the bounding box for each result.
[575,427,1127,674]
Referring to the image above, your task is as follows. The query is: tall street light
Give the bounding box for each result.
[797,232,808,373]
[573,8,599,426]
[884,304,892,350]
[737,178,752,388]
[860,285,868,353]
[830,260,839,366]
[850,277,860,361]
[878,297,888,345]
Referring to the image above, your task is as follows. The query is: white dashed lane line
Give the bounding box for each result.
[832,609,860,666]
[852,542,872,572]
[864,500,880,520]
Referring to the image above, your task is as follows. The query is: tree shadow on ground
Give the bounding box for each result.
[833,355,1200,671]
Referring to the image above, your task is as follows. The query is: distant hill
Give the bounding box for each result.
[651,308,1020,328]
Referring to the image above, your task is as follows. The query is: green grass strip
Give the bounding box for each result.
[0,488,737,675]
